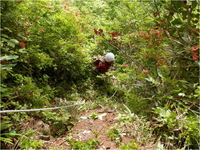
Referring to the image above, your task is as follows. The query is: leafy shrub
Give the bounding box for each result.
[0,121,20,145]
[11,75,49,107]
[153,105,199,149]
[120,141,138,150]
[1,0,199,149]
[40,109,72,136]
[1,0,90,98]
[69,139,100,150]
[107,126,122,146]
[1,1,91,148]
[17,130,43,149]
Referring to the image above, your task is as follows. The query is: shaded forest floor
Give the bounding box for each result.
[43,106,158,150]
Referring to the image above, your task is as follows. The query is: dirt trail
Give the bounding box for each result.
[44,107,156,149]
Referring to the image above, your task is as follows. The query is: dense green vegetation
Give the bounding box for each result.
[1,0,199,149]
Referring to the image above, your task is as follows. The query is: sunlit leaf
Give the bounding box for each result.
[0,55,19,61]
[0,64,16,70]
[10,39,19,44]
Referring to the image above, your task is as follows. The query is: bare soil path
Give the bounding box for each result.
[44,106,156,149]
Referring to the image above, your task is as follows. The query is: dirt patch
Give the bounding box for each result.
[71,110,123,149]
[44,107,157,149]
[44,108,130,149]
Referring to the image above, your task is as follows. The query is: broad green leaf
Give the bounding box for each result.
[182,11,187,19]
[172,19,182,25]
[10,39,19,44]
[0,64,16,70]
[123,39,131,44]
[3,27,12,32]
[0,137,13,144]
[194,86,200,94]
[0,121,12,131]
[1,34,8,38]
[0,55,19,61]
[145,75,159,85]
[157,69,164,79]
[192,1,197,9]
[1,132,20,137]
[1,38,8,42]
[7,41,15,48]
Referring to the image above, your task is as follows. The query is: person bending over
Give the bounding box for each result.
[96,52,115,74]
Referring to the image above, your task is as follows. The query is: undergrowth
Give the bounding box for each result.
[1,0,199,149]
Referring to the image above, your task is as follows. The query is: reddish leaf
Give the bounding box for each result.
[142,53,147,57]
[25,31,30,35]
[191,45,199,52]
[122,63,129,67]
[63,5,67,9]
[1,60,7,65]
[142,69,149,74]
[153,12,159,17]
[19,42,26,48]
[155,22,160,27]
[39,28,44,32]
[98,29,103,33]
[94,28,98,34]
[46,4,51,9]
[192,20,198,23]
[17,0,23,3]
[183,1,187,5]
[192,53,198,61]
